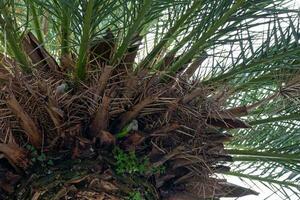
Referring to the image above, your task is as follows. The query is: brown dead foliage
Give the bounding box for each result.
[0,31,256,199]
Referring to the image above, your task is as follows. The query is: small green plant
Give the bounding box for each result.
[113,147,148,175]
[127,191,143,200]
[26,144,54,166]
[113,147,166,176]
[151,165,166,174]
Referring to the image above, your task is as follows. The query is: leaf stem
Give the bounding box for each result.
[111,0,152,66]
[28,0,44,44]
[76,0,95,80]
[224,171,300,189]
[0,7,31,72]
[168,0,246,75]
[249,113,300,125]
[138,0,205,69]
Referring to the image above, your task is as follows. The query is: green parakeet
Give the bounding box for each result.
[116,120,139,139]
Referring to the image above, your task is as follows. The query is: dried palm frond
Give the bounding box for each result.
[0,31,256,199]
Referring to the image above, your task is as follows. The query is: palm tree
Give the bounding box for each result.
[0,0,299,199]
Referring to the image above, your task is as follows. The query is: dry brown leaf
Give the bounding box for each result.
[207,117,251,129]
[90,29,115,65]
[114,96,157,132]
[89,179,118,192]
[75,191,105,200]
[6,93,42,148]
[97,130,116,145]
[60,54,75,71]
[0,171,21,193]
[99,180,118,192]
[122,132,144,151]
[31,191,44,200]
[90,95,111,137]
[163,193,199,200]
[0,143,28,169]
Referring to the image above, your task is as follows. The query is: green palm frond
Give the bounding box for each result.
[0,0,299,199]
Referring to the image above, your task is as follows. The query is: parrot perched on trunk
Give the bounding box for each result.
[116,120,139,139]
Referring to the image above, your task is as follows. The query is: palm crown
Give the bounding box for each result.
[0,0,299,199]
